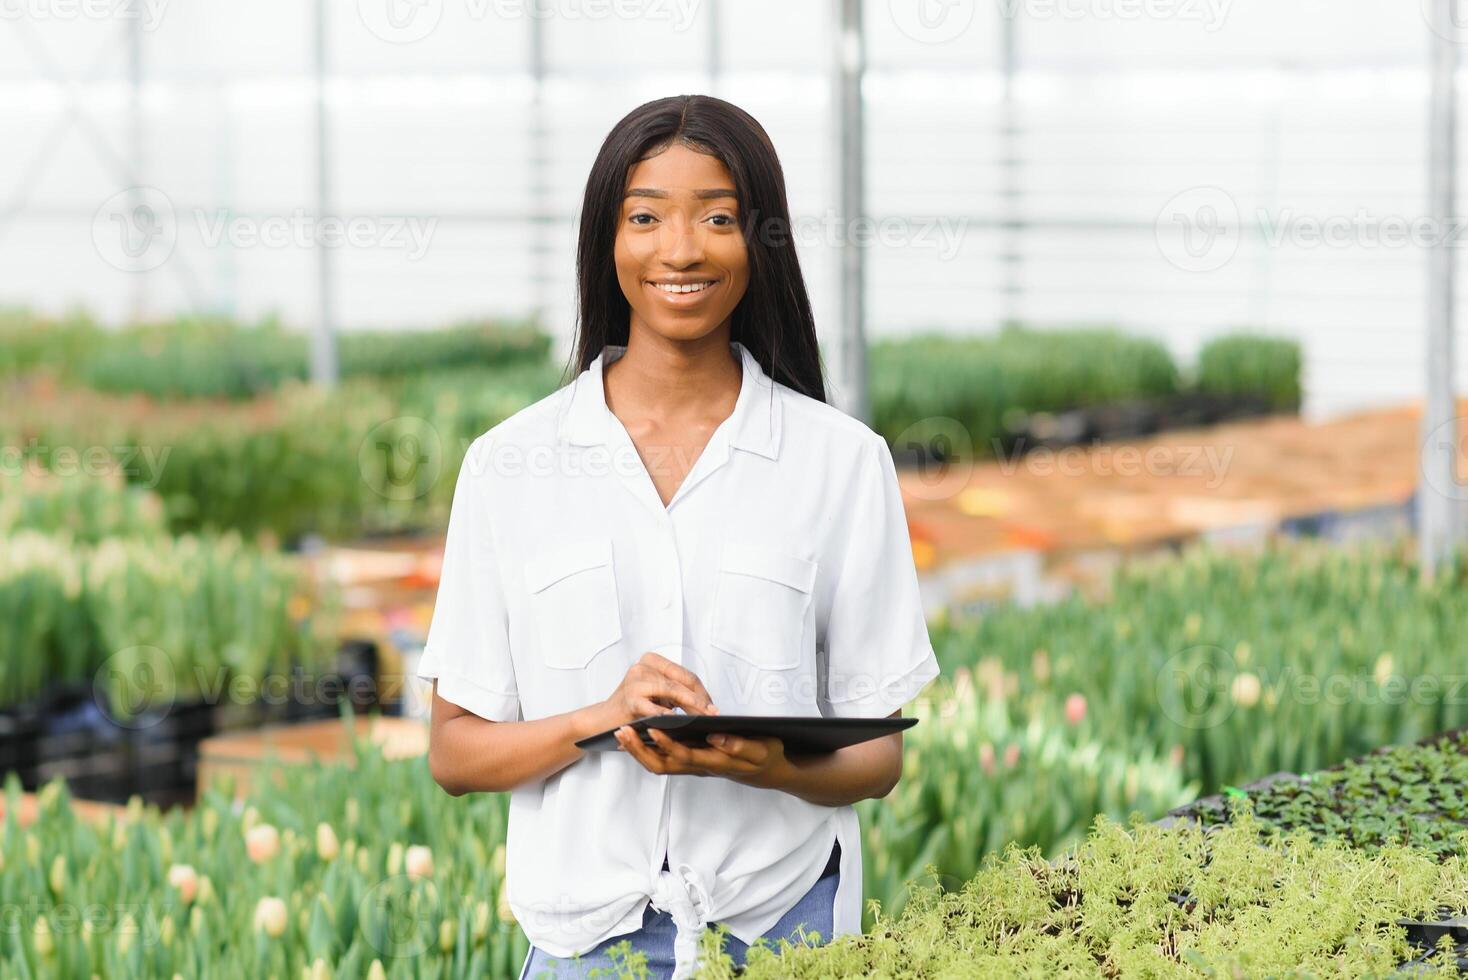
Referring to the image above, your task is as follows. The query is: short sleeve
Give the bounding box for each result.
[821,434,941,718]
[417,436,521,722]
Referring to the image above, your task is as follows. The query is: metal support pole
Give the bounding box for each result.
[707,0,722,92]
[312,0,340,386]
[998,2,1019,326]
[530,0,550,337]
[834,0,868,421]
[127,13,145,321]
[1421,0,1461,579]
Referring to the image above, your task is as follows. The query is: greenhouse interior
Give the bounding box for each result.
[5,0,1468,976]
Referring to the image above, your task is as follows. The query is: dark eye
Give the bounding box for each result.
[708,213,735,227]
[629,213,656,226]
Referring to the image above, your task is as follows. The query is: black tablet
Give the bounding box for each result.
[574,713,917,755]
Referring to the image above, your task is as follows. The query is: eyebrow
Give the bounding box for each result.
[624,188,738,200]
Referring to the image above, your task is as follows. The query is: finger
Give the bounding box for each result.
[661,666,717,714]
[647,728,706,772]
[617,727,670,773]
[626,728,703,776]
[633,698,676,720]
[665,735,760,774]
[703,734,772,765]
[640,654,718,714]
[640,676,713,716]
[647,730,740,777]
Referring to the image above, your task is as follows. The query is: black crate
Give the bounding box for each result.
[0,700,42,787]
[284,640,380,722]
[125,697,219,807]
[33,683,131,803]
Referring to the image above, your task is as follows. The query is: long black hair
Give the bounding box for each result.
[568,94,827,403]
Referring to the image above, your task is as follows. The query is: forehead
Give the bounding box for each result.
[624,144,735,193]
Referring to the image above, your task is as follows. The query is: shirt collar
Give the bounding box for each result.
[557,340,782,460]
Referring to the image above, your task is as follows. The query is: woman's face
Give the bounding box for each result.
[614,143,750,345]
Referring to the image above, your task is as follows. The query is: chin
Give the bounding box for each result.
[641,318,729,344]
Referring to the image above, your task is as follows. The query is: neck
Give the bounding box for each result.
[603,324,742,420]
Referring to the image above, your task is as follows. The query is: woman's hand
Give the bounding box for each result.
[599,652,720,728]
[615,727,792,791]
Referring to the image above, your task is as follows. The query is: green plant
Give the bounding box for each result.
[869,326,1181,457]
[703,813,1468,979]
[1193,332,1302,412]
[0,473,167,543]
[931,538,1468,799]
[1187,730,1468,862]
[11,731,1463,980]
[0,363,562,543]
[860,674,1194,921]
[0,306,103,380]
[0,528,335,713]
[0,722,520,978]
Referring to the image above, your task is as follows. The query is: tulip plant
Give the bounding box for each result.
[0,527,335,715]
[930,537,1468,798]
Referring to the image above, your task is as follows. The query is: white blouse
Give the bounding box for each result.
[417,339,941,980]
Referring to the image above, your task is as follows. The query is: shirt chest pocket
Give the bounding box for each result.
[524,537,623,670]
[709,543,818,670]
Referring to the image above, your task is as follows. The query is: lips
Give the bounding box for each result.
[646,279,720,304]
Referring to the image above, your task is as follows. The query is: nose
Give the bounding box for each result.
[656,214,706,268]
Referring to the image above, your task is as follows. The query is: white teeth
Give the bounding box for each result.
[653,281,713,294]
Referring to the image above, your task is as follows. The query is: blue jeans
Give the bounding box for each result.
[517,870,839,979]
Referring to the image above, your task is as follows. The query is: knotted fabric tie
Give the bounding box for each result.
[649,862,713,980]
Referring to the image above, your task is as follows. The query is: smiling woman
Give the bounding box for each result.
[574,94,825,405]
[418,94,940,980]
